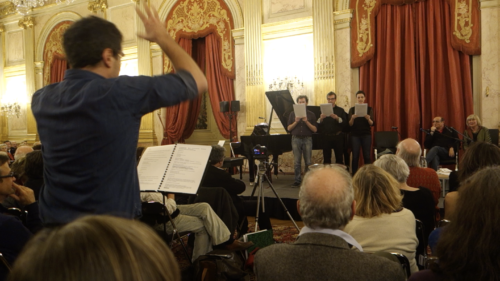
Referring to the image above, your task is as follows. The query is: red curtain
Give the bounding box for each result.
[162,38,193,145]
[205,33,236,140]
[50,54,68,84]
[360,0,473,145]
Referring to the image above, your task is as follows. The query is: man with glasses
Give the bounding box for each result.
[424,116,458,170]
[318,92,348,165]
[0,153,42,280]
[31,4,208,224]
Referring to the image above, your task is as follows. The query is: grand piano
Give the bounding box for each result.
[238,90,322,182]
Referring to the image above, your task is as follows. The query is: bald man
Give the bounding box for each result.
[14,146,34,161]
[396,138,441,209]
[255,166,405,281]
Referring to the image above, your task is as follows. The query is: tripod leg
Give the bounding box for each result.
[263,174,301,232]
[254,174,262,232]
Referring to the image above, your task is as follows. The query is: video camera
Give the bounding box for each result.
[252,144,269,159]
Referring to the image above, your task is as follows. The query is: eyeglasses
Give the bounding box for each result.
[0,172,14,179]
[432,120,441,123]
[327,98,336,101]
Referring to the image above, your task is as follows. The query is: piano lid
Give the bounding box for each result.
[265,90,321,132]
[265,90,295,133]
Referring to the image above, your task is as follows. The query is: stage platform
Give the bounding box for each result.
[236,173,302,221]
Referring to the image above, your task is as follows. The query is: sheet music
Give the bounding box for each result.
[355,103,368,116]
[160,144,212,194]
[138,145,175,191]
[218,140,225,147]
[320,104,333,116]
[293,104,307,118]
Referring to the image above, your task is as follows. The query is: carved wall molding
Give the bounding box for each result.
[42,21,72,86]
[19,16,35,29]
[0,2,16,17]
[88,0,107,13]
[35,12,80,62]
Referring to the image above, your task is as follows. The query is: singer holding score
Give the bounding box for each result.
[287,95,317,187]
[348,90,374,175]
[423,116,458,171]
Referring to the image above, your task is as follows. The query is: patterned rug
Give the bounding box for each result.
[172,223,300,279]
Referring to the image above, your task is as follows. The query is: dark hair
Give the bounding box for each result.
[457,142,500,183]
[296,95,309,103]
[25,151,44,180]
[32,144,42,151]
[63,16,123,68]
[326,92,337,99]
[355,90,365,97]
[435,167,500,280]
[8,215,180,281]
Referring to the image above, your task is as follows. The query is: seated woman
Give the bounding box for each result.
[463,114,491,150]
[444,142,500,220]
[409,167,500,280]
[8,215,180,281]
[344,165,419,273]
[374,155,435,241]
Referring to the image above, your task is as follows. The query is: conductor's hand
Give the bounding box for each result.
[9,183,35,206]
[449,147,454,158]
[136,2,168,43]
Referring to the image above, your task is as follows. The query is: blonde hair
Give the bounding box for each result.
[8,215,180,281]
[352,165,403,218]
[466,114,482,127]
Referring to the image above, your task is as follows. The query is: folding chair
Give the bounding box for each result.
[374,131,399,160]
[390,252,411,278]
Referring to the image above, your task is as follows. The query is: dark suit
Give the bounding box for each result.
[255,232,405,281]
[202,165,271,234]
[318,105,348,164]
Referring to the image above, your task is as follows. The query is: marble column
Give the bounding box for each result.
[312,0,336,106]
[19,16,37,141]
[334,9,356,111]
[244,0,265,133]
[479,0,500,131]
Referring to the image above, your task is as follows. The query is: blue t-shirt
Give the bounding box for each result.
[32,69,198,224]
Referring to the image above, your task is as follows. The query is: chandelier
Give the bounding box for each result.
[11,0,46,15]
[0,102,21,118]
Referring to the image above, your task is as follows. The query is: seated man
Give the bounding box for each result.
[202,145,271,235]
[396,138,441,207]
[14,145,33,161]
[0,153,43,280]
[424,116,458,171]
[140,192,252,262]
[254,165,405,281]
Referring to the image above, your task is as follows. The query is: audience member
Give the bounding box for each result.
[24,151,44,201]
[32,142,42,151]
[202,145,271,235]
[374,155,435,251]
[396,138,441,207]
[0,153,42,281]
[409,167,500,281]
[31,4,207,224]
[424,116,458,171]
[3,141,14,161]
[443,141,500,220]
[0,144,7,153]
[8,215,180,281]
[254,165,405,281]
[13,145,33,160]
[140,192,252,262]
[344,165,419,273]
[2,157,28,209]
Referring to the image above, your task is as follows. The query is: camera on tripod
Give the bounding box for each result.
[252,144,269,160]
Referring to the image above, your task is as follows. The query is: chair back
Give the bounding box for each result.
[390,252,412,278]
[374,132,399,159]
[415,219,427,268]
[489,129,499,147]
[7,207,27,225]
[140,201,168,227]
